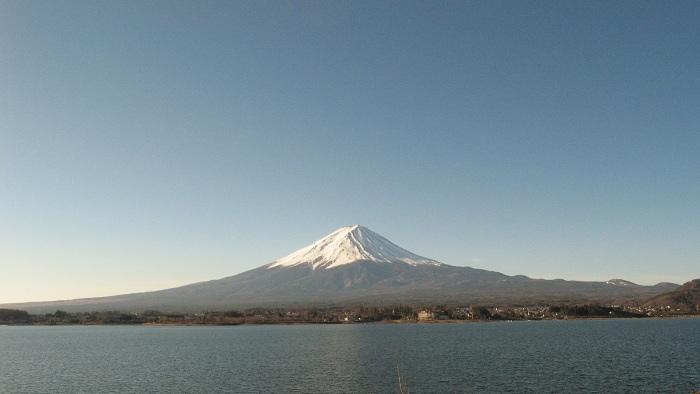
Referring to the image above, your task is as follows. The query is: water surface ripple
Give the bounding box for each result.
[1,319,698,393]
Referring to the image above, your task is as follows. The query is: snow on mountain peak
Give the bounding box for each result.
[268,225,442,270]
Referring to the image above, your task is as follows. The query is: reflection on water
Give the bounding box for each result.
[0,319,698,393]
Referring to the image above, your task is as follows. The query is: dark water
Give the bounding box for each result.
[1,319,698,393]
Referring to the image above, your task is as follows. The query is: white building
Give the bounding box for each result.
[418,310,435,321]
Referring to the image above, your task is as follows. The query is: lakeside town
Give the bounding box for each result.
[1,303,698,326]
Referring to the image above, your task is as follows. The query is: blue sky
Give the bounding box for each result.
[1,1,698,303]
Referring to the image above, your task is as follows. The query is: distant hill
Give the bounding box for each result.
[644,279,700,312]
[0,226,681,313]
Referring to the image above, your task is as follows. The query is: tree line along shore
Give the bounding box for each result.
[1,303,697,326]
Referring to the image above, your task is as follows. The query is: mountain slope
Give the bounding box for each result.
[0,225,681,313]
[644,279,700,312]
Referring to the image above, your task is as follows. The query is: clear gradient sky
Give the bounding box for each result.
[1,1,698,303]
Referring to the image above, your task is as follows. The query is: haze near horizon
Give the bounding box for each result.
[1,2,698,303]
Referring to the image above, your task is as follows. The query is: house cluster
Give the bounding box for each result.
[619,304,699,316]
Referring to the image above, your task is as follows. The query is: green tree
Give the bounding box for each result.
[54,310,68,320]
[0,308,29,323]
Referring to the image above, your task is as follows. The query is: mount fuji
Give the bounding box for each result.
[2,225,679,313]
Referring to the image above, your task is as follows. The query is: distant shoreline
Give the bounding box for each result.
[3,314,699,327]
[3,303,698,326]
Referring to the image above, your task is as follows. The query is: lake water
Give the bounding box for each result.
[1,319,698,393]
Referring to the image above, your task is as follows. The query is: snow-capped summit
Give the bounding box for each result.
[268,225,442,270]
[606,279,637,286]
